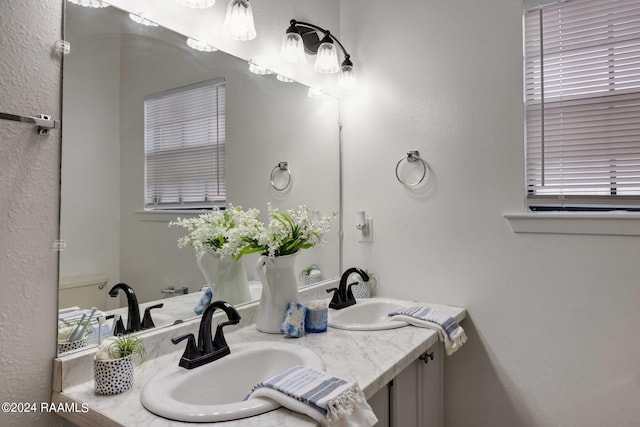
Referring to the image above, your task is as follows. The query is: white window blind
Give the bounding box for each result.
[144,79,225,209]
[524,0,640,210]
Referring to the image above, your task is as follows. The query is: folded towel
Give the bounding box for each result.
[193,287,213,315]
[245,365,377,427]
[281,302,307,337]
[388,306,467,355]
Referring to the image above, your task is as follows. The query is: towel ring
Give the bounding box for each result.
[395,151,427,188]
[270,161,292,191]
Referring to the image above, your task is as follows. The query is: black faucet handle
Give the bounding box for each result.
[141,303,164,329]
[327,287,344,309]
[112,317,126,336]
[172,333,199,368]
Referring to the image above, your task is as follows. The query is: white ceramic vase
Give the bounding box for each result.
[255,253,299,333]
[196,249,251,305]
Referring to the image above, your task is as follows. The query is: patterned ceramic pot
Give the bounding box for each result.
[351,281,371,299]
[94,355,134,395]
[57,336,89,354]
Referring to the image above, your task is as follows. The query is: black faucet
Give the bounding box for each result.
[171,300,241,369]
[108,282,164,334]
[327,267,370,310]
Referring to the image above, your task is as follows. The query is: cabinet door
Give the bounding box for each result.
[390,342,444,427]
[368,382,390,427]
[420,343,443,427]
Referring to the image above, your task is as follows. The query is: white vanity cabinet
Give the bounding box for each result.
[369,343,444,427]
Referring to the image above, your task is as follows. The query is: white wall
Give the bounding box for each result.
[340,1,640,426]
[0,1,62,426]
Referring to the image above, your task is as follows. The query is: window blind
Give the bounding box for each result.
[144,79,225,209]
[524,0,640,210]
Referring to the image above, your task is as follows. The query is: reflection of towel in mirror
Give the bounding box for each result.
[193,287,212,315]
[245,365,377,427]
[388,306,467,355]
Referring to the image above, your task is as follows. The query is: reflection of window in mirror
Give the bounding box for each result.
[144,78,226,210]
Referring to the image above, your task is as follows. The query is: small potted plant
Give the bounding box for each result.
[298,264,323,286]
[94,335,146,395]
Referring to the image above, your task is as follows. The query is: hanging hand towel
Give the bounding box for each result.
[244,365,378,427]
[388,306,467,355]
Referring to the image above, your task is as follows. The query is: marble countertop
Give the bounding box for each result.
[52,298,466,427]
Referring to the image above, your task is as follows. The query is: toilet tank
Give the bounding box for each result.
[59,274,109,310]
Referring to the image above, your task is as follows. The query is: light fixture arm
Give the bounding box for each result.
[289,19,351,62]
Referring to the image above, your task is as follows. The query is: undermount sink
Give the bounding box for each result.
[328,298,410,331]
[140,341,325,422]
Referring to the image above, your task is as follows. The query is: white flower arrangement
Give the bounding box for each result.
[170,206,262,259]
[240,204,335,258]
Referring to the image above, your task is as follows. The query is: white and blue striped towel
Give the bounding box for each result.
[389,306,467,355]
[244,365,377,427]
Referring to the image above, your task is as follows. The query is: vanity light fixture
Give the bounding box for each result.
[186,37,218,52]
[175,0,216,8]
[224,0,256,41]
[281,20,356,90]
[68,0,109,8]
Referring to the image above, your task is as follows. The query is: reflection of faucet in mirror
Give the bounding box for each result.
[327,268,370,310]
[108,283,164,334]
[171,301,241,369]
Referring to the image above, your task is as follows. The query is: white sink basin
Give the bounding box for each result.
[328,298,410,331]
[140,341,325,422]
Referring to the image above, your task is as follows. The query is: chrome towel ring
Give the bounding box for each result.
[395,151,428,188]
[270,161,292,191]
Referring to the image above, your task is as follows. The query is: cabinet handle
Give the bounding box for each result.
[419,351,434,364]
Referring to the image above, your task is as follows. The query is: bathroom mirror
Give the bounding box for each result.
[58,1,340,353]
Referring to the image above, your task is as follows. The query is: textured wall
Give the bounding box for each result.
[0,1,62,426]
[340,1,640,426]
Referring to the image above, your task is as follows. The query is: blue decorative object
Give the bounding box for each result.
[194,287,213,315]
[304,307,328,333]
[280,302,306,337]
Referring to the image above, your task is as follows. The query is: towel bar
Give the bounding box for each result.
[0,112,60,135]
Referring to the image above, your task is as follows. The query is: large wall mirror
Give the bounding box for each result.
[58,1,341,354]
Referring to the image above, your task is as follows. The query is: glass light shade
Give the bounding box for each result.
[186,38,218,52]
[280,32,305,64]
[314,41,340,74]
[68,0,109,7]
[129,13,158,27]
[339,64,357,90]
[224,0,256,41]
[175,0,215,8]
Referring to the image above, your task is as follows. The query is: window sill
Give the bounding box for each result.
[136,210,210,222]
[504,212,640,236]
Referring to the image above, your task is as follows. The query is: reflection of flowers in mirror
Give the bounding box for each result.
[170,206,262,259]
